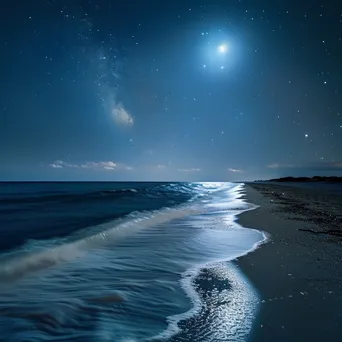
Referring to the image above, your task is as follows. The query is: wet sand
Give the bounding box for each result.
[237,183,342,342]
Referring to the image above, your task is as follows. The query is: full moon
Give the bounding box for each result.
[218,44,228,53]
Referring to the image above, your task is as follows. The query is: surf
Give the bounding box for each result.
[0,182,266,341]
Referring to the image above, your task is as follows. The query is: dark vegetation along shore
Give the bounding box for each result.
[237,182,342,342]
[262,176,342,183]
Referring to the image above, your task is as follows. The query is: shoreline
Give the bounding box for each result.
[155,183,267,342]
[236,183,342,342]
[0,182,268,342]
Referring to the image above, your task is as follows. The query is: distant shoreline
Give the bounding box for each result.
[254,176,342,183]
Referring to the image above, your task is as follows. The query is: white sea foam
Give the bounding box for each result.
[149,184,268,342]
[0,206,202,283]
[0,182,268,342]
[0,183,243,284]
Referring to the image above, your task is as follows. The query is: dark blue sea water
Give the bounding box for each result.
[0,182,265,342]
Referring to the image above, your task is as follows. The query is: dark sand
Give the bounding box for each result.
[237,183,342,342]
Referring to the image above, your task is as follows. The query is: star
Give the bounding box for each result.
[3,0,342,183]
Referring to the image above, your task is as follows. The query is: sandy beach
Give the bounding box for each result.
[237,183,342,341]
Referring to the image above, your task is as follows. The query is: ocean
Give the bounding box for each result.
[0,182,266,342]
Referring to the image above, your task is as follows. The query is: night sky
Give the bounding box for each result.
[1,1,341,181]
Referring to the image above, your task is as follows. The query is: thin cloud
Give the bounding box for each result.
[81,161,117,170]
[267,162,342,171]
[267,163,295,169]
[112,104,134,126]
[267,163,281,169]
[156,164,166,169]
[49,161,79,168]
[228,168,243,173]
[318,161,342,170]
[49,163,63,168]
[178,168,201,172]
[49,160,133,171]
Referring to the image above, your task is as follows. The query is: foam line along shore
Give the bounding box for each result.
[0,182,265,341]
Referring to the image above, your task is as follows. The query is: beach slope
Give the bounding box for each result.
[237,183,342,342]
